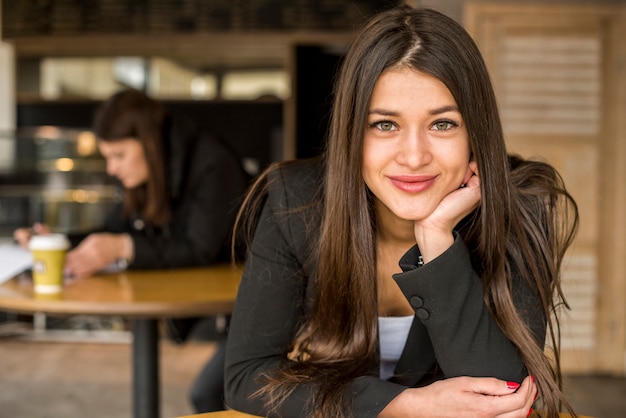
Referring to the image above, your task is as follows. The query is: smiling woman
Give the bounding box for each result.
[224,5,579,418]
[363,67,475,236]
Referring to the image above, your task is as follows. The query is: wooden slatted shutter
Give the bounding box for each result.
[465,3,626,374]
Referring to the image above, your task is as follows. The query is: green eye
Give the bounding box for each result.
[432,120,457,131]
[376,121,396,131]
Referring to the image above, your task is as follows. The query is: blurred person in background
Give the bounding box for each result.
[14,88,250,412]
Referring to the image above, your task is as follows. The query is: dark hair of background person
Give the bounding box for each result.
[234,5,579,418]
[92,88,170,226]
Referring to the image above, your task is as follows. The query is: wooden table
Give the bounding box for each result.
[0,264,242,418]
[178,411,262,418]
[179,412,591,418]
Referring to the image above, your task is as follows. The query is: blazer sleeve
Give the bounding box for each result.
[392,235,544,383]
[224,166,406,418]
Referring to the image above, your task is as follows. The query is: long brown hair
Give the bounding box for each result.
[93,88,170,225]
[237,6,579,417]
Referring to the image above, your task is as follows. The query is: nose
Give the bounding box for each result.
[105,159,117,177]
[395,129,432,168]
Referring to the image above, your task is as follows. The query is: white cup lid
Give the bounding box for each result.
[29,233,70,251]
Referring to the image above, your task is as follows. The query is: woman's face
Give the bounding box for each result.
[98,138,149,189]
[362,67,470,223]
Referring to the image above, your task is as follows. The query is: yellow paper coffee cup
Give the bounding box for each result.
[29,234,70,294]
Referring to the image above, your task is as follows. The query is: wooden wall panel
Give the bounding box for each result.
[465,2,625,375]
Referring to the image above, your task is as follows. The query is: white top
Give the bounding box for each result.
[378,315,414,380]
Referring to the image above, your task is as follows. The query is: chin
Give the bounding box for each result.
[392,205,435,222]
[125,180,148,190]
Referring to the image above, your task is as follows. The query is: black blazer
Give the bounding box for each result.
[225,158,543,418]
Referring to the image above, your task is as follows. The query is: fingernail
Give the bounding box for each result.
[527,408,534,417]
[531,375,535,383]
[506,381,520,390]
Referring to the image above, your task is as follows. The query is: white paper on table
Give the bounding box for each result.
[0,243,33,284]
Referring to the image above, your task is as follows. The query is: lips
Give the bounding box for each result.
[388,175,436,193]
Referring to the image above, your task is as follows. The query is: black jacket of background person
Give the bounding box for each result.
[69,113,250,269]
[225,158,545,418]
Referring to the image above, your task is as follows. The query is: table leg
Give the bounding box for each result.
[132,318,160,418]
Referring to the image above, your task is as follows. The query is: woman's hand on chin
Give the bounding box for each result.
[413,161,480,263]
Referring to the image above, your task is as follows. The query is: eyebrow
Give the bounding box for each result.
[368,105,460,116]
[368,108,400,116]
[428,105,460,115]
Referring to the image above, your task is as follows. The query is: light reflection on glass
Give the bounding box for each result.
[72,189,87,203]
[55,158,74,172]
[76,131,97,156]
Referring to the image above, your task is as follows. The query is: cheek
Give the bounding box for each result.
[449,152,470,172]
[440,140,470,171]
[362,146,381,189]
[133,152,150,180]
[362,140,388,174]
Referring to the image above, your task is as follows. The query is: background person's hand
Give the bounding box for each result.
[13,223,51,248]
[64,233,127,278]
[379,374,536,418]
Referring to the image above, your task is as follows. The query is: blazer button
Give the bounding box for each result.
[410,296,424,309]
[416,308,430,320]
[133,219,145,230]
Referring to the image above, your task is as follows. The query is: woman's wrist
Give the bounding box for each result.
[413,228,454,264]
[118,233,134,265]
[378,388,424,418]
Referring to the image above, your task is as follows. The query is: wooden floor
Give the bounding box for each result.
[0,322,624,418]
[0,324,216,418]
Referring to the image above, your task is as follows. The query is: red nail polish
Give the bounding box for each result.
[506,381,520,390]
[527,408,534,417]
[531,375,535,383]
